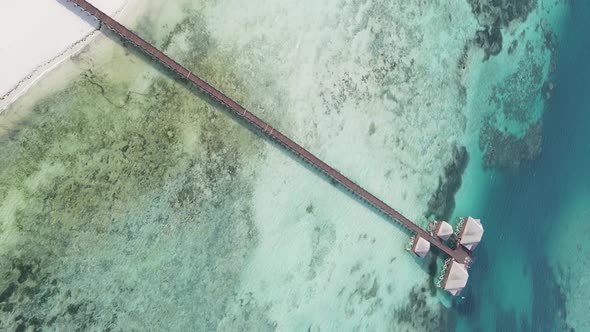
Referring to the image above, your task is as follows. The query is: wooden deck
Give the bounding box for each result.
[66,0,472,265]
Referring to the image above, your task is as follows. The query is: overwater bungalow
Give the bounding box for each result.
[410,236,431,258]
[441,260,469,296]
[457,216,484,251]
[434,221,454,241]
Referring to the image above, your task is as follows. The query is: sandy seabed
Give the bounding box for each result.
[0,0,571,330]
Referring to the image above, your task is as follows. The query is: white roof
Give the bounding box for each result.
[459,217,484,250]
[436,221,453,240]
[443,261,469,296]
[412,236,430,258]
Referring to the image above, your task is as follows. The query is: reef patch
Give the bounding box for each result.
[391,286,455,331]
[426,144,469,221]
[466,0,537,60]
[474,26,503,60]
[466,0,537,27]
[479,118,542,170]
[480,55,547,170]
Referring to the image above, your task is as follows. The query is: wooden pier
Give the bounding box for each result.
[65,0,472,265]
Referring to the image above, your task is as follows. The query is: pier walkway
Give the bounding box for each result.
[66,0,471,265]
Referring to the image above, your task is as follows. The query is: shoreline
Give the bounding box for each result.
[0,0,142,112]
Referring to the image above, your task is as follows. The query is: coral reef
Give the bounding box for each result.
[426,145,469,220]
[392,286,455,332]
[475,26,503,60]
[481,56,548,170]
[466,0,537,27]
[479,118,542,170]
[490,62,543,122]
[466,0,536,59]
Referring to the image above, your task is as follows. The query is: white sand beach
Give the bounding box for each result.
[0,0,135,111]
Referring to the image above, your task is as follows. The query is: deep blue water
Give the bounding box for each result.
[455,3,590,331]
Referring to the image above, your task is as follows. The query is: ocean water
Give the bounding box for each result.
[0,0,583,331]
[454,2,589,331]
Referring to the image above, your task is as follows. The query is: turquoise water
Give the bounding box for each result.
[455,3,590,330]
[0,0,585,330]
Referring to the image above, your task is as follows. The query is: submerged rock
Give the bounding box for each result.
[467,0,536,60]
[475,27,503,60]
[542,80,555,100]
[466,0,537,27]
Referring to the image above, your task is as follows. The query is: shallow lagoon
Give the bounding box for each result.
[0,0,582,330]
